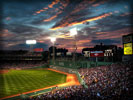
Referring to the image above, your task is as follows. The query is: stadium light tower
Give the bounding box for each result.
[70,28,78,63]
[26,40,36,52]
[50,37,56,64]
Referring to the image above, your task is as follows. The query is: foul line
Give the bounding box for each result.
[0,68,80,100]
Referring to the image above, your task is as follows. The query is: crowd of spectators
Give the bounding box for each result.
[0,61,46,69]
[25,62,132,100]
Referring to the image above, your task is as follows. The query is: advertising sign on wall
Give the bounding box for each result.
[90,51,104,57]
[124,43,133,55]
[34,48,44,52]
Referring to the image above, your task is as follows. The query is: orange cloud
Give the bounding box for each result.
[88,0,96,4]
[3,29,9,32]
[96,32,107,34]
[51,12,112,30]
[57,33,72,39]
[50,0,95,30]
[43,11,62,22]
[92,0,106,7]
[77,46,86,52]
[56,37,92,52]
[0,31,14,37]
[96,27,132,39]
[77,40,91,45]
[42,0,69,22]
[35,9,46,14]
[70,0,96,14]
[92,3,99,7]
[55,28,131,53]
[44,7,48,10]
[34,9,47,15]
[34,0,60,15]
[55,36,93,53]
[43,15,57,22]
[48,0,60,8]
[35,0,68,21]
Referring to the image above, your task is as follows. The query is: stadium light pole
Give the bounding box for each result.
[26,40,36,52]
[70,28,78,66]
[50,37,56,64]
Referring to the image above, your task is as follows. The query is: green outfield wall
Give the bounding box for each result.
[50,60,113,69]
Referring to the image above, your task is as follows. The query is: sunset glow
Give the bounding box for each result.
[1,0,132,52]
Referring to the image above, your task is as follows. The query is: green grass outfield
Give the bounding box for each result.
[0,69,66,98]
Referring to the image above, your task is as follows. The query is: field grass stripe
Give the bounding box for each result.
[0,69,66,98]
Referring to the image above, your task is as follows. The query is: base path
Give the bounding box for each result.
[0,68,80,100]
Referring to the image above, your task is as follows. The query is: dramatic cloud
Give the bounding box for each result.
[34,0,61,15]
[92,39,120,45]
[8,24,43,34]
[1,0,132,52]
[51,13,112,30]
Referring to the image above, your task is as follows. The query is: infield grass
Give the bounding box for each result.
[0,69,66,98]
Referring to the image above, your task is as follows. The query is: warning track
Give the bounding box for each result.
[0,70,9,74]
[0,68,80,100]
[47,68,80,87]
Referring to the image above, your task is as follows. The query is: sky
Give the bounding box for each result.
[0,0,133,52]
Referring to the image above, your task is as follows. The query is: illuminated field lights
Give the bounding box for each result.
[26,40,37,44]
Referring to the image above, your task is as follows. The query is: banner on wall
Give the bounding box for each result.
[34,48,44,52]
[124,43,133,55]
[90,51,104,57]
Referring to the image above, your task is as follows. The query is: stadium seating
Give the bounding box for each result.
[25,62,132,100]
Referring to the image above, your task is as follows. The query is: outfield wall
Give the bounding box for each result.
[50,60,113,69]
[49,60,113,89]
[49,65,77,74]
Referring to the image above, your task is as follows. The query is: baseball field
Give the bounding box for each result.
[0,69,67,98]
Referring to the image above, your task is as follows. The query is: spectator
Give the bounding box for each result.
[25,62,132,100]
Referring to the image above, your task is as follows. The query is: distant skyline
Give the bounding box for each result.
[0,0,132,52]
